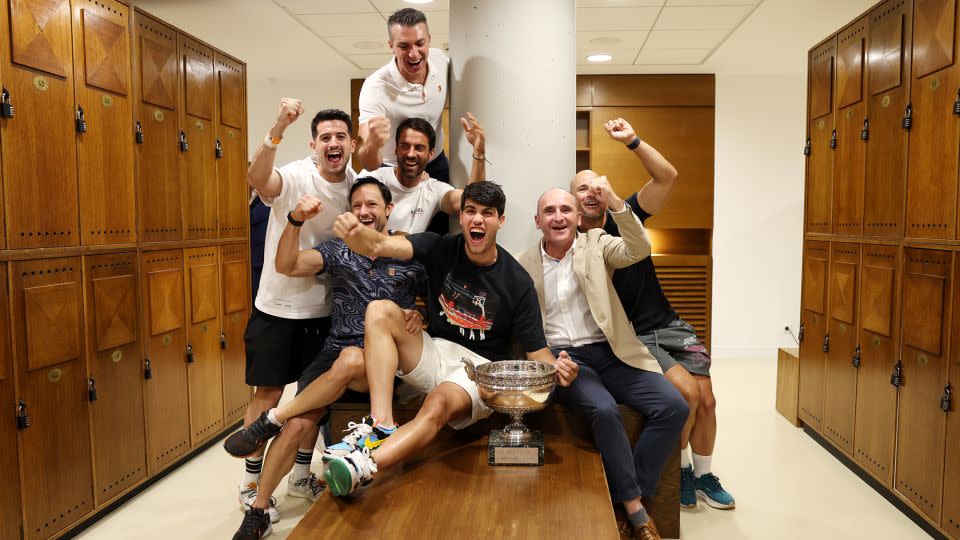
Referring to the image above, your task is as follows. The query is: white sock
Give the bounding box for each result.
[291,448,312,481]
[680,444,691,469]
[242,457,262,488]
[692,452,712,478]
[266,408,281,426]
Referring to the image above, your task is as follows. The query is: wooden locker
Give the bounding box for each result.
[184,247,223,444]
[179,36,217,240]
[83,252,146,506]
[141,249,190,473]
[72,0,135,246]
[853,244,900,487]
[864,0,913,238]
[906,0,960,240]
[896,247,951,521]
[135,12,182,242]
[832,21,868,236]
[799,240,830,432]
[0,263,22,540]
[220,244,250,424]
[0,0,80,249]
[823,243,860,455]
[806,38,835,236]
[216,53,247,239]
[943,258,960,538]
[11,257,93,539]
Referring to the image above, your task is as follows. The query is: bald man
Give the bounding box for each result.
[518,183,688,540]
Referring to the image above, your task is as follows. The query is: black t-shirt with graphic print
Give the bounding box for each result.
[408,233,548,360]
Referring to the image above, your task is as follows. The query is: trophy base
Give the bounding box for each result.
[488,429,544,466]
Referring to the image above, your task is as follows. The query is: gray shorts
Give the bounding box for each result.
[637,319,711,377]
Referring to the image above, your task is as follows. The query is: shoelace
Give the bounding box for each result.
[247,416,280,440]
[237,509,268,534]
[348,448,378,478]
[342,421,374,445]
[700,474,723,491]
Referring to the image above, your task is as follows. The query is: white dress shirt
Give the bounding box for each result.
[540,242,606,348]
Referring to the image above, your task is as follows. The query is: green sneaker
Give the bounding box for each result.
[680,466,697,508]
[694,473,735,509]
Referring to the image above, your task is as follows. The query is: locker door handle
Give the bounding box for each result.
[821,333,830,353]
[16,400,29,430]
[135,121,144,144]
[215,139,223,159]
[891,360,903,387]
[0,87,13,118]
[798,323,805,342]
[902,104,912,130]
[179,130,189,152]
[76,105,87,133]
[803,137,811,156]
[220,332,227,349]
[186,344,195,363]
[144,357,153,380]
[860,118,869,141]
[88,377,98,402]
[942,385,952,413]
[852,345,861,368]
[953,89,960,116]
[829,129,837,150]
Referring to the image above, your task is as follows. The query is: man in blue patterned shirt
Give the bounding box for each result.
[224,177,426,540]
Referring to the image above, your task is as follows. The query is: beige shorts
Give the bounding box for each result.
[398,331,492,430]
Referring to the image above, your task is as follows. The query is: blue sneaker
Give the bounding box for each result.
[694,473,735,509]
[322,416,396,462]
[680,466,697,508]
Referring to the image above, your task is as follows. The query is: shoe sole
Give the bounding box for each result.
[680,501,698,509]
[223,438,265,459]
[696,490,735,509]
[323,460,354,497]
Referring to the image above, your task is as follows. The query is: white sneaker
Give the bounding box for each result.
[238,482,279,524]
[287,472,326,502]
[323,448,377,496]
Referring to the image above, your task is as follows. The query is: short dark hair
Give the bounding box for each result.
[387,8,428,36]
[311,109,352,139]
[461,182,506,216]
[395,117,436,151]
[350,176,392,205]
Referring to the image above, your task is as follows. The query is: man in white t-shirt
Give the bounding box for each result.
[363,116,485,234]
[238,99,356,521]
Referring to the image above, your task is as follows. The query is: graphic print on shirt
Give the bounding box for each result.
[438,271,499,340]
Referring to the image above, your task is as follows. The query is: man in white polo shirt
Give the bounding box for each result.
[238,99,356,521]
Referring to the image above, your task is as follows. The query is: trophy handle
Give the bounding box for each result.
[461,358,477,381]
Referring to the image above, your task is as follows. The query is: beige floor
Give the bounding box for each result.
[76,352,931,540]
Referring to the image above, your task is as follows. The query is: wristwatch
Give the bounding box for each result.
[287,211,304,227]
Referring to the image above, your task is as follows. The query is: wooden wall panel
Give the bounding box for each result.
[0,263,22,540]
[141,250,190,473]
[220,244,250,424]
[12,258,93,540]
[799,240,830,432]
[1,0,80,249]
[810,38,837,120]
[896,247,951,521]
[184,247,223,444]
[653,255,711,351]
[833,20,868,235]
[823,243,861,455]
[72,0,135,246]
[806,116,834,234]
[590,75,714,107]
[943,253,960,537]
[83,253,146,506]
[864,0,913,238]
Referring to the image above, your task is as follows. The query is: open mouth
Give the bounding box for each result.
[359,216,375,227]
[582,198,600,210]
[326,149,343,165]
[406,58,423,69]
[468,227,486,243]
[551,223,569,232]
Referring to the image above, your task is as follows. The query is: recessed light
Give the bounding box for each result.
[586,54,613,62]
[353,40,383,50]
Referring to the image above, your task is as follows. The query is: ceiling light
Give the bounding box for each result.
[586,54,613,62]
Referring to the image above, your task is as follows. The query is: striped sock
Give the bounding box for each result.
[291,448,312,481]
[243,457,262,487]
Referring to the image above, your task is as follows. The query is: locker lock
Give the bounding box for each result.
[942,385,952,413]
[220,332,227,350]
[891,360,903,387]
[144,357,153,380]
[803,137,811,157]
[186,343,195,364]
[135,121,144,144]
[0,87,13,118]
[215,139,223,159]
[798,323,805,342]
[860,118,869,141]
[829,129,837,150]
[821,333,830,353]
[852,344,862,368]
[179,130,189,152]
[88,377,98,402]
[76,105,87,133]
[902,104,912,130]
[16,400,29,430]
[954,89,960,116]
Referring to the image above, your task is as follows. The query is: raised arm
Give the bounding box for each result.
[333,212,414,260]
[603,118,678,215]
[441,112,486,214]
[591,175,651,269]
[358,116,391,172]
[248,98,304,199]
[275,196,327,277]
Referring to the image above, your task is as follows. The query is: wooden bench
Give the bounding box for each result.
[776,347,801,427]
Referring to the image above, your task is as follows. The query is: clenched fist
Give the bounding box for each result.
[367,116,392,148]
[275,98,304,133]
[588,175,624,211]
[332,212,362,239]
[291,195,324,222]
[603,117,637,146]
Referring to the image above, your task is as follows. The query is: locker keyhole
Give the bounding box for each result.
[16,400,29,430]
[860,118,869,141]
[135,121,144,144]
[1,87,13,118]
[76,106,87,133]
[215,139,223,159]
[852,345,861,368]
[88,377,98,402]
[803,137,811,157]
[186,343,195,364]
[179,130,189,152]
[942,385,952,413]
[902,104,912,130]
[144,357,153,380]
[891,360,903,387]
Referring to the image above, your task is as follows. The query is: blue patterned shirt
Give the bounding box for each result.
[315,238,426,351]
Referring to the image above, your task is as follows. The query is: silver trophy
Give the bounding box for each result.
[462,358,556,465]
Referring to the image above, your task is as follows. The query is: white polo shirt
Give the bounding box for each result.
[359,48,448,166]
[361,166,453,234]
[255,157,356,319]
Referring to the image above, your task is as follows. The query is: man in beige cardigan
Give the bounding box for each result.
[519,180,688,540]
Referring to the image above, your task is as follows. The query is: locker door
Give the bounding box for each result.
[854,244,900,487]
[216,53,247,239]
[135,13,181,242]
[83,253,146,506]
[896,248,950,521]
[184,247,223,444]
[833,20,868,236]
[943,261,960,537]
[72,0,135,246]
[0,263,22,540]
[220,244,250,424]
[864,0,913,237]
[907,0,960,240]
[799,240,829,432]
[0,0,80,248]
[806,38,836,235]
[180,36,217,240]
[12,257,92,540]
[141,249,190,473]
[823,243,860,455]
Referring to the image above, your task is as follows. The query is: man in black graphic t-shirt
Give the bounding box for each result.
[321,182,579,496]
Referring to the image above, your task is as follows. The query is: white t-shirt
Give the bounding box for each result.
[255,157,356,319]
[362,166,454,234]
[359,48,448,166]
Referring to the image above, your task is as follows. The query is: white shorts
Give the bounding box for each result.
[398,331,493,430]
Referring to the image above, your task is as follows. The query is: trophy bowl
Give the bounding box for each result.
[462,358,556,445]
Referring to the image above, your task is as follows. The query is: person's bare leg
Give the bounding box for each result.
[252,409,326,510]
[243,387,284,459]
[370,382,472,470]
[689,375,716,456]
[662,365,701,449]
[363,300,425,427]
[274,347,367,423]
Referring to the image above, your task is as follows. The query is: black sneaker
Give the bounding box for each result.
[224,412,282,457]
[232,507,272,540]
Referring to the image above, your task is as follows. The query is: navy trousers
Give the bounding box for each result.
[552,342,688,503]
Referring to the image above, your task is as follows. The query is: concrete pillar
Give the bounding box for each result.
[449,0,576,254]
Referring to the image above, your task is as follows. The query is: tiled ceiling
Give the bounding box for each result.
[274,0,763,70]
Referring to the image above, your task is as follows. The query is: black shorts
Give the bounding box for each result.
[296,348,342,394]
[243,307,331,387]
